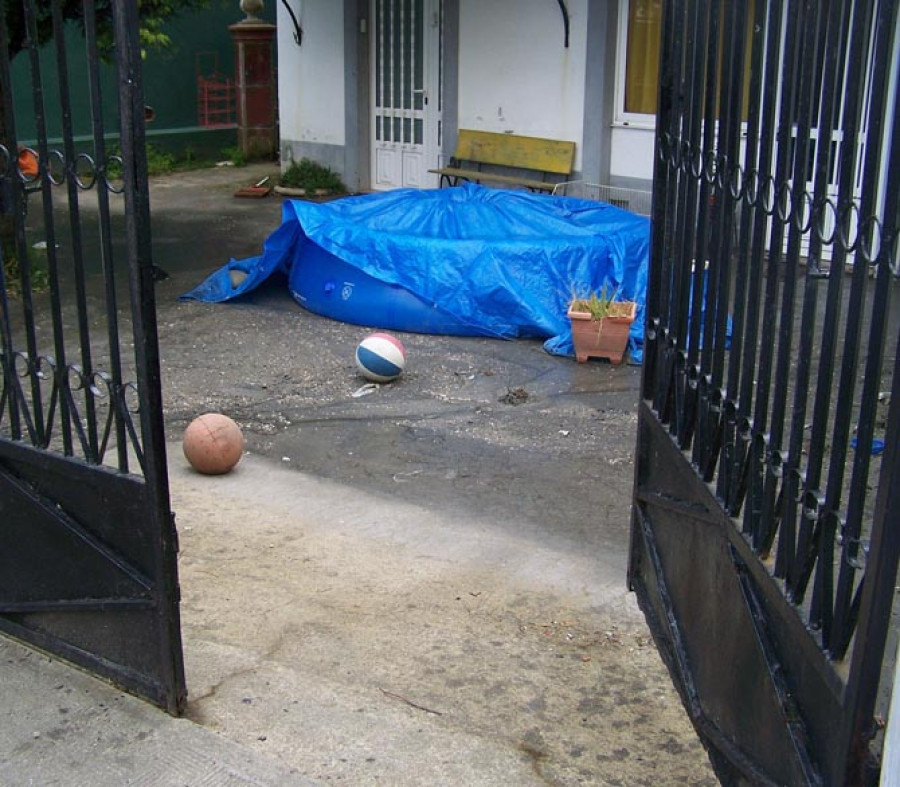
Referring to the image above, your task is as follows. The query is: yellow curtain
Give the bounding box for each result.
[624,0,755,119]
[624,0,663,115]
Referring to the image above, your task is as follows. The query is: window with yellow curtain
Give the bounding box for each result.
[624,0,663,115]
[623,0,755,118]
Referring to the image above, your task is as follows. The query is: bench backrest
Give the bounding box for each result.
[454,130,575,175]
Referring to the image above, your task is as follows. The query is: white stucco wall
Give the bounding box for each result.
[609,126,655,183]
[277,0,345,148]
[457,0,588,172]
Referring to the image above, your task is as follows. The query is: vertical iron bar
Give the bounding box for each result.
[653,0,688,425]
[0,251,16,436]
[741,0,785,541]
[794,0,870,610]
[0,8,22,440]
[25,0,72,454]
[672,0,711,455]
[689,0,717,374]
[829,0,897,659]
[692,0,722,467]
[837,288,900,785]
[51,0,98,461]
[764,0,823,568]
[12,2,45,445]
[111,0,185,714]
[703,0,747,484]
[672,0,711,450]
[655,0,686,427]
[750,0,803,551]
[723,0,767,515]
[787,0,852,601]
[811,0,879,643]
[683,0,711,369]
[668,0,698,356]
[84,0,128,470]
[692,0,728,476]
[708,0,740,390]
[644,0,679,402]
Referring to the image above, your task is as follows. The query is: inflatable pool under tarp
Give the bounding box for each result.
[180,183,650,362]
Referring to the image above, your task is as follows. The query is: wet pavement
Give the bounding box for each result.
[149,165,647,560]
[2,163,719,785]
[151,165,716,785]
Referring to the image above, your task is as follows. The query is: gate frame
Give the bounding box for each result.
[0,0,185,715]
[628,0,900,783]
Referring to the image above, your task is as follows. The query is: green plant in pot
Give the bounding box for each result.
[567,284,636,365]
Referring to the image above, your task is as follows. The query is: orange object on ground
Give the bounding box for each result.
[234,175,271,198]
[233,185,271,198]
[182,413,245,474]
[17,148,38,178]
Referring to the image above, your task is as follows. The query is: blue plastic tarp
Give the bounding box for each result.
[181,183,650,362]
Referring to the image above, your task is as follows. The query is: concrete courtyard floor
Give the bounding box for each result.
[5,163,718,785]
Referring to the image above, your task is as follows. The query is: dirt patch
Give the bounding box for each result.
[172,456,717,786]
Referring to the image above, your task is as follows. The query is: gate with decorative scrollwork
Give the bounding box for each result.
[629,0,899,783]
[0,1,185,714]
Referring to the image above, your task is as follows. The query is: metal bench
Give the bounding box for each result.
[430,129,575,192]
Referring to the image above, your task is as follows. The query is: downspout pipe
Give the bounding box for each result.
[556,0,570,47]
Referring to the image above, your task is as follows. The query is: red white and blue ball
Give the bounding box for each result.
[355,332,406,382]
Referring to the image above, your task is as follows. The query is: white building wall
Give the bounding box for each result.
[457,0,588,173]
[609,126,655,184]
[277,0,346,151]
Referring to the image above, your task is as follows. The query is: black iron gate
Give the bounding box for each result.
[629,0,899,784]
[0,2,185,713]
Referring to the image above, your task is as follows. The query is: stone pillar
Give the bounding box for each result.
[229,20,277,158]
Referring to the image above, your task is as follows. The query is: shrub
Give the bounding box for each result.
[145,145,177,175]
[280,157,346,193]
[2,252,49,298]
[222,146,247,167]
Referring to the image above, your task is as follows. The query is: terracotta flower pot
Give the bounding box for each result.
[567,301,637,365]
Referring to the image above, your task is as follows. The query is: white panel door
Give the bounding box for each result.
[371,0,442,190]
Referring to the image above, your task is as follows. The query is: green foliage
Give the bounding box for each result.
[222,147,248,167]
[145,145,177,175]
[144,144,220,174]
[280,158,346,194]
[105,144,217,177]
[4,1,210,61]
[104,154,123,182]
[2,251,49,299]
[569,285,633,319]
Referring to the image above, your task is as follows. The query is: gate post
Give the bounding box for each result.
[229,15,277,159]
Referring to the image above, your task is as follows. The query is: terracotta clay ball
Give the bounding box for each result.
[182,413,244,475]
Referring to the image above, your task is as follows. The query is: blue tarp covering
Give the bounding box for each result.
[181,183,651,362]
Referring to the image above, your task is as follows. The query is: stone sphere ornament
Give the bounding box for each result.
[239,0,264,22]
[183,413,245,475]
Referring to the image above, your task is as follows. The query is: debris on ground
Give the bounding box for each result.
[499,386,530,406]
